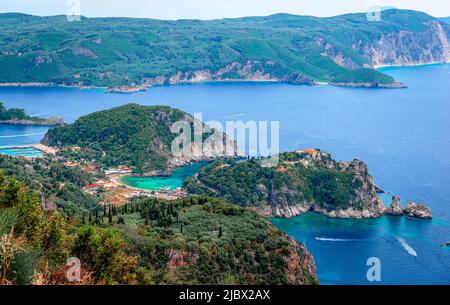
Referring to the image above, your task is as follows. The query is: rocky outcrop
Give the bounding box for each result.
[0,117,64,126]
[404,201,432,219]
[330,82,407,89]
[284,235,319,284]
[385,195,404,216]
[71,46,98,59]
[357,20,450,67]
[187,149,387,219]
[281,72,316,85]
[316,39,361,70]
[311,205,384,219]
[108,61,320,93]
[383,196,432,219]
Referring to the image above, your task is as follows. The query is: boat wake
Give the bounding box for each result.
[315,237,359,242]
[221,113,244,119]
[0,132,46,139]
[396,237,417,257]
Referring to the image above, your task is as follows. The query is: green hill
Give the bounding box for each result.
[42,104,237,173]
[0,9,449,89]
[185,149,386,218]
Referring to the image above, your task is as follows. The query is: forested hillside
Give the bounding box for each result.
[42,104,238,173]
[0,9,449,89]
[185,150,385,218]
[0,170,318,285]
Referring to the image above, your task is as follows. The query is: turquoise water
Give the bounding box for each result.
[0,146,44,157]
[0,64,449,284]
[121,162,209,191]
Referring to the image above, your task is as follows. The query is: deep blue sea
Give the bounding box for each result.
[0,64,449,284]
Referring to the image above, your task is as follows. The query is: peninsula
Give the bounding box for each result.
[0,102,63,126]
[185,149,432,220]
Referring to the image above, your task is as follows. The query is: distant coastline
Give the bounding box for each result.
[0,117,64,127]
[0,62,448,93]
[0,82,107,91]
[374,61,450,69]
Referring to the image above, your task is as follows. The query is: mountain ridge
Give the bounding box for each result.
[0,9,448,90]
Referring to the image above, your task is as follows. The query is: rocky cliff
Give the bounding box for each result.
[107,60,315,92]
[358,20,450,67]
[385,195,432,219]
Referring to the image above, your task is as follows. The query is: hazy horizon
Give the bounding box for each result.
[0,0,448,20]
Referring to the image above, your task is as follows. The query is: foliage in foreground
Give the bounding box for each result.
[0,170,317,285]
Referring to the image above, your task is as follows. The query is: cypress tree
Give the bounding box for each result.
[89,212,92,223]
[108,205,113,224]
[180,222,183,234]
[218,225,223,239]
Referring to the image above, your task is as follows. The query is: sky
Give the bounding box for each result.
[0,0,448,20]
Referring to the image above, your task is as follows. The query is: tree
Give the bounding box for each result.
[117,216,125,225]
[39,212,68,264]
[71,226,142,284]
[0,226,26,285]
[108,205,113,224]
[218,225,223,239]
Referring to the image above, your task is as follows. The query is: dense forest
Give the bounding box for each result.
[43,104,230,173]
[0,169,318,285]
[1,9,448,88]
[185,150,383,217]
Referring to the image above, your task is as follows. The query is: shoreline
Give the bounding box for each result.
[0,62,448,93]
[0,82,107,91]
[0,118,64,127]
[374,61,450,69]
[0,143,57,154]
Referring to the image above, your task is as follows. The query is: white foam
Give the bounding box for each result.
[220,113,244,119]
[0,132,46,139]
[315,237,359,242]
[396,237,417,257]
